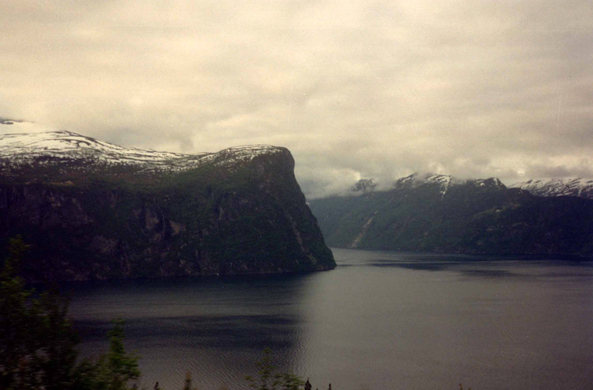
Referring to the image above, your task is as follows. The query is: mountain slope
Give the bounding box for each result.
[309,175,593,256]
[0,120,335,281]
[0,120,286,179]
[510,178,593,199]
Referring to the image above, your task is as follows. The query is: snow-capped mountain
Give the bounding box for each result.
[351,178,377,193]
[0,119,283,176]
[394,173,456,189]
[309,171,593,256]
[0,118,335,281]
[392,173,505,199]
[393,173,456,198]
[510,178,593,199]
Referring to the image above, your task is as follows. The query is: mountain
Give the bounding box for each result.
[308,173,593,256]
[351,178,377,193]
[510,178,593,199]
[0,120,335,281]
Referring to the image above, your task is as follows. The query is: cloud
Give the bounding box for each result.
[1,0,592,198]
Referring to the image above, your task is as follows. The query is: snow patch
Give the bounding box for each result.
[510,178,593,199]
[0,121,285,175]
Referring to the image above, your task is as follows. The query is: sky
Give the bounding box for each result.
[1,0,592,198]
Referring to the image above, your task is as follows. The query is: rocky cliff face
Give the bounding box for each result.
[0,121,335,281]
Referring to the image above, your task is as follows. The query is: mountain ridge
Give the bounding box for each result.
[353,174,592,200]
[0,120,335,281]
[309,174,593,256]
[0,120,286,179]
[510,178,593,199]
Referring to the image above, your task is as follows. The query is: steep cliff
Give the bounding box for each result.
[0,122,335,281]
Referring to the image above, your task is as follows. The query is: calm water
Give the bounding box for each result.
[64,249,593,390]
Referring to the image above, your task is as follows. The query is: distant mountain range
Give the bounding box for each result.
[309,174,593,256]
[350,174,593,200]
[510,178,593,199]
[0,120,335,281]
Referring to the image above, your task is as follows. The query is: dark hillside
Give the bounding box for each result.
[0,130,335,281]
[309,178,593,256]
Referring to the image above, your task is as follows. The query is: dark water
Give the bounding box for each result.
[64,249,593,390]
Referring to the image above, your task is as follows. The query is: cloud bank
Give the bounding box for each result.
[1,0,592,198]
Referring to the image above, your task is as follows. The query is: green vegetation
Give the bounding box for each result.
[0,237,139,390]
[245,348,304,390]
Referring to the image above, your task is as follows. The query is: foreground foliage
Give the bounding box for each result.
[0,237,139,390]
[245,348,305,390]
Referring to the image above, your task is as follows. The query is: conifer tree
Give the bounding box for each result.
[93,319,140,390]
[245,349,304,390]
[183,371,195,390]
[0,236,80,390]
[1,237,140,390]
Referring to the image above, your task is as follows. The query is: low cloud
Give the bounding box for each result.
[1,0,592,198]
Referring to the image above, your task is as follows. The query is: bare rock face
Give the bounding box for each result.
[0,121,335,281]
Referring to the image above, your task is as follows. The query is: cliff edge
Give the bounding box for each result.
[0,120,335,281]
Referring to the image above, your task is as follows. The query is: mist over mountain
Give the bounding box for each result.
[309,173,593,256]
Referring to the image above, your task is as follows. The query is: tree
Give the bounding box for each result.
[0,237,140,390]
[81,320,140,390]
[0,236,80,390]
[0,236,30,388]
[277,373,304,390]
[245,349,304,390]
[183,371,197,390]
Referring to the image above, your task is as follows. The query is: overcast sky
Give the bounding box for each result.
[1,1,592,198]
